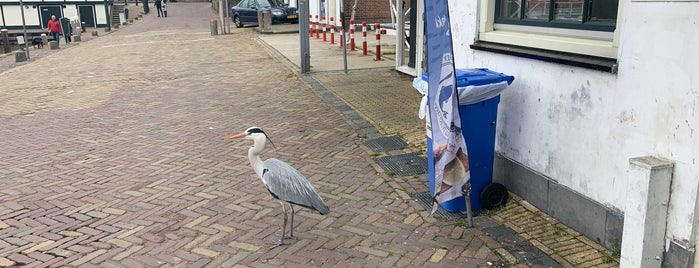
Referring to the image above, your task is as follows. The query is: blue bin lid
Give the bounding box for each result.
[421,68,514,87]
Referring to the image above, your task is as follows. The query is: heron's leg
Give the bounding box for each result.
[270,201,287,249]
[289,204,295,239]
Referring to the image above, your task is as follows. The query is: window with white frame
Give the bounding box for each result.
[496,0,618,32]
[477,0,622,60]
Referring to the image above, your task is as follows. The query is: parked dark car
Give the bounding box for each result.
[231,0,298,28]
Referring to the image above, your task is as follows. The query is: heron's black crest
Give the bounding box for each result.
[246,127,276,149]
[246,127,265,135]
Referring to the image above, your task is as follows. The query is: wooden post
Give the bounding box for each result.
[1,29,10,54]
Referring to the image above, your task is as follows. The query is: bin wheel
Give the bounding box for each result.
[480,183,509,210]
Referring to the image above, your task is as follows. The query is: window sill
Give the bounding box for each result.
[479,29,617,58]
[470,41,618,73]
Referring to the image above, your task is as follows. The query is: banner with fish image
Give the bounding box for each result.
[424,0,471,215]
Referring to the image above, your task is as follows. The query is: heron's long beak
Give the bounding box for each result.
[225,133,245,140]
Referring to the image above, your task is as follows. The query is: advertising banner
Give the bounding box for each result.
[424,0,471,214]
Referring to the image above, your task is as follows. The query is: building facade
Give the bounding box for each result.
[444,1,698,267]
[304,0,409,26]
[0,0,110,31]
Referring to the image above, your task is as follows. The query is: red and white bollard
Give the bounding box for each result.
[322,16,327,42]
[329,17,335,44]
[361,21,368,56]
[375,23,381,61]
[349,19,355,51]
[338,26,344,47]
[315,15,320,39]
[309,15,313,36]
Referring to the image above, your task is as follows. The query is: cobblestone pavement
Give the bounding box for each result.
[309,69,620,267]
[0,3,518,267]
[300,31,621,268]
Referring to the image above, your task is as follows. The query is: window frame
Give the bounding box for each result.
[494,0,617,32]
[476,0,623,59]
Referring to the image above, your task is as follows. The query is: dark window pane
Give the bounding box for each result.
[554,0,583,22]
[499,0,522,19]
[525,0,550,20]
[588,0,618,23]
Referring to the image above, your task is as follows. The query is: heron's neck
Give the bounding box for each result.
[248,139,265,178]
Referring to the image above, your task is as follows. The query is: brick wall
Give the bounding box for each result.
[343,0,411,25]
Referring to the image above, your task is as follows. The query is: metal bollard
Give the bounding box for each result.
[362,21,367,56]
[375,23,381,61]
[315,15,320,39]
[349,19,355,51]
[330,17,335,44]
[309,15,313,36]
[322,16,327,42]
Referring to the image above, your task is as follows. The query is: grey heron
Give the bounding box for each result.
[227,127,329,248]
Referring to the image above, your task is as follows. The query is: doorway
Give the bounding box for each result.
[78,5,96,28]
[39,5,62,28]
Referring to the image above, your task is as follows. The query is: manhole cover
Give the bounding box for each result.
[412,192,483,219]
[364,136,408,152]
[374,153,427,176]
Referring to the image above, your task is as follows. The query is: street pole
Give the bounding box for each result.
[224,0,230,34]
[218,0,224,34]
[104,0,111,31]
[18,0,30,60]
[340,0,347,74]
[298,0,310,73]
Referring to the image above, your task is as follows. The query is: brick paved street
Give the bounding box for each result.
[0,3,515,267]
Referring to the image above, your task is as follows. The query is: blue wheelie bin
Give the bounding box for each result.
[415,68,514,212]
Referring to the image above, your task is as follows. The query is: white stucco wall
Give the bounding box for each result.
[2,6,40,26]
[448,0,699,247]
[308,0,318,21]
[308,0,341,26]
[63,6,78,19]
[95,4,107,25]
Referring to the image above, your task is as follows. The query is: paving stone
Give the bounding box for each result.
[0,257,15,266]
[228,241,260,252]
[191,247,220,258]
[21,240,55,254]
[429,248,448,263]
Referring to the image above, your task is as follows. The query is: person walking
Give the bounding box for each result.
[46,15,61,48]
[155,0,163,17]
[162,0,168,17]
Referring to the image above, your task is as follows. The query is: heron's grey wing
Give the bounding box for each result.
[262,158,329,215]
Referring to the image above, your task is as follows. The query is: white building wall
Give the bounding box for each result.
[95,4,107,25]
[615,1,699,247]
[64,6,78,19]
[309,0,318,20]
[2,5,40,26]
[307,0,342,26]
[333,0,340,25]
[448,0,699,248]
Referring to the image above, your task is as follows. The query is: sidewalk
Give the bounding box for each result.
[0,9,146,74]
[258,30,621,267]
